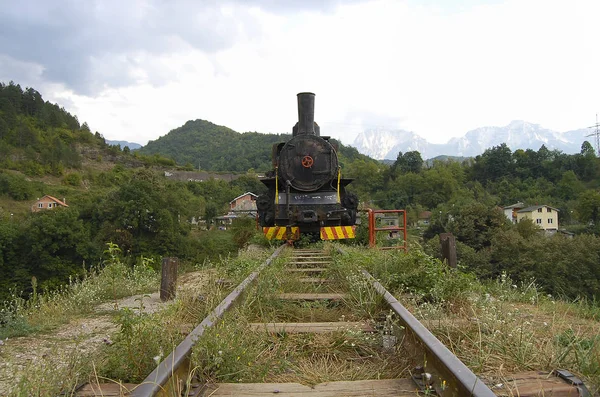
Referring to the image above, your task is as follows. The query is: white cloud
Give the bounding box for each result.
[4,0,598,146]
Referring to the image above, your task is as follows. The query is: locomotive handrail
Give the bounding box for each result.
[130,244,287,397]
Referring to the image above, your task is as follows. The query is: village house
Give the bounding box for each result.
[31,195,68,212]
[215,192,258,229]
[516,205,559,233]
[229,192,258,212]
[418,211,432,226]
[503,202,525,224]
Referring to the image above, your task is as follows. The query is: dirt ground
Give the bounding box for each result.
[0,270,215,395]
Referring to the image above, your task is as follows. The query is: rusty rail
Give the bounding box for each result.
[130,244,287,397]
[361,270,496,397]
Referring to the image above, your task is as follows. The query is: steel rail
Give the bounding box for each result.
[361,269,496,397]
[131,244,287,397]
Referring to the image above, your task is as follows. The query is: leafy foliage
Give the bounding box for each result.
[138,119,378,173]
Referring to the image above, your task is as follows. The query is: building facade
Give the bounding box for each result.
[516,205,559,232]
[31,195,68,212]
[503,202,525,224]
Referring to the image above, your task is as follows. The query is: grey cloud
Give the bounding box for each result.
[0,0,369,95]
[0,0,263,95]
[229,0,366,13]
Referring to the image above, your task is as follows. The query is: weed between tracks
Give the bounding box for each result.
[4,243,599,394]
[191,249,413,386]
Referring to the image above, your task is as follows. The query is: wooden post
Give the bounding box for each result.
[439,233,457,268]
[160,257,178,301]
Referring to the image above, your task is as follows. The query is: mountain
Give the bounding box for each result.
[352,129,430,160]
[352,121,591,160]
[138,119,376,172]
[106,140,142,150]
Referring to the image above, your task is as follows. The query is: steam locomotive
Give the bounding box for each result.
[257,93,358,240]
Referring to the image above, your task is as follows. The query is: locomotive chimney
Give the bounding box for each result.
[296,92,316,136]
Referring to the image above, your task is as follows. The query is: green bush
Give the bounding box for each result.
[62,172,82,186]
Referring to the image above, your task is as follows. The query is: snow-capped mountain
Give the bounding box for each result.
[352,129,430,160]
[352,121,591,160]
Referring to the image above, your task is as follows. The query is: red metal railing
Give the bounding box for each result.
[366,208,407,250]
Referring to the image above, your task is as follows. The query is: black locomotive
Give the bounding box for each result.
[257,93,358,240]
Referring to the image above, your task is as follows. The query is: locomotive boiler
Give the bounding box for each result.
[257,93,358,240]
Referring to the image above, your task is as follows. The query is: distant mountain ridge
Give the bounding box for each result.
[106,140,142,150]
[352,121,590,160]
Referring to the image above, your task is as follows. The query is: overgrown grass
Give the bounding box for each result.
[0,243,157,339]
[190,246,416,388]
[331,244,600,393]
[5,242,600,394]
[3,245,272,396]
[95,247,272,383]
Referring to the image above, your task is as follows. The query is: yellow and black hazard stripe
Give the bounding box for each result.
[263,226,300,240]
[320,226,356,240]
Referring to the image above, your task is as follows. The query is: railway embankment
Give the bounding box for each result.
[1,244,599,396]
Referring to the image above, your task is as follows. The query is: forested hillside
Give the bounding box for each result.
[138,119,376,172]
[2,80,600,304]
[0,82,265,302]
[353,146,600,300]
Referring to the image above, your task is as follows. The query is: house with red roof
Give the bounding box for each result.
[31,195,69,212]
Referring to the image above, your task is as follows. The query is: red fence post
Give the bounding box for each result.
[368,209,375,248]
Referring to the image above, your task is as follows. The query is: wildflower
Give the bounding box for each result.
[153,355,162,364]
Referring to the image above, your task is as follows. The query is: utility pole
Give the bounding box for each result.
[586,113,600,156]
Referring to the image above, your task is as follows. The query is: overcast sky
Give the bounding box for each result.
[1,0,598,145]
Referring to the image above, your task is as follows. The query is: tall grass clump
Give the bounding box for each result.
[0,242,158,339]
[332,245,479,307]
[97,247,271,383]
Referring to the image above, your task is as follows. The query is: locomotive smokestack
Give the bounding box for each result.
[296,92,315,136]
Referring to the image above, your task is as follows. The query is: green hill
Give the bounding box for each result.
[138,119,377,172]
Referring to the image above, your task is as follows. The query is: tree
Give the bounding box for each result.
[581,141,596,157]
[391,151,424,176]
[23,209,92,288]
[472,143,514,183]
[555,170,584,201]
[204,203,218,227]
[401,151,423,173]
[443,200,509,250]
[0,116,8,140]
[575,190,600,226]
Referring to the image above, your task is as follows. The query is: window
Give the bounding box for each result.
[48,203,52,208]
[536,219,542,224]
[38,203,43,208]
[548,218,553,224]
[537,208,543,213]
[547,208,552,212]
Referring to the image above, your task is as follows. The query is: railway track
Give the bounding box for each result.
[78,245,588,397]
